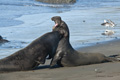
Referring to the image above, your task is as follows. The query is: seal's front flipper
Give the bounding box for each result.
[50,57,59,67]
[50,51,63,67]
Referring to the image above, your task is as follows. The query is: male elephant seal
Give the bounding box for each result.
[50,16,117,67]
[0,30,64,72]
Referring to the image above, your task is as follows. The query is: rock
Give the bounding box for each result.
[36,0,76,4]
[0,35,9,43]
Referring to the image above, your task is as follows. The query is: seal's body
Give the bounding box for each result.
[0,31,62,72]
[50,16,115,67]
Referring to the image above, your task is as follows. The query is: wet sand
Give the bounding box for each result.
[0,39,120,80]
[0,6,120,80]
[78,39,120,56]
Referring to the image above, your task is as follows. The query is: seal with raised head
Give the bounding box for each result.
[0,29,64,72]
[50,16,117,67]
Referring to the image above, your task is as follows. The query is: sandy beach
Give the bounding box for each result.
[0,39,120,80]
[78,39,120,56]
[1,1,120,80]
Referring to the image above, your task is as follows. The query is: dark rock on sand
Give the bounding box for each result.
[0,35,9,43]
[36,0,76,4]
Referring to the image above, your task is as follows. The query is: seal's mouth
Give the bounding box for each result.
[52,23,58,29]
[55,23,58,27]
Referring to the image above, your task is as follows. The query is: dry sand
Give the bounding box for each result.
[0,39,120,80]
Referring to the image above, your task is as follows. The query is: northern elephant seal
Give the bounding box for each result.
[0,30,64,72]
[50,16,117,67]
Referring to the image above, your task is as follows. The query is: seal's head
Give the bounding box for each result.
[51,16,62,29]
[51,16,69,37]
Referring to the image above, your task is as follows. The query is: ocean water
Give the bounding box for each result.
[1,0,120,27]
[0,0,120,58]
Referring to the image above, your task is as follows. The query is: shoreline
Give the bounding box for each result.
[1,6,120,80]
[1,1,120,79]
[0,6,120,58]
[78,39,120,56]
[1,37,120,80]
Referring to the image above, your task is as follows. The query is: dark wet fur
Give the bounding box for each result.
[50,16,117,67]
[0,31,62,72]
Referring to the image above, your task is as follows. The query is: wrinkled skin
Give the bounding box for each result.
[50,16,115,67]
